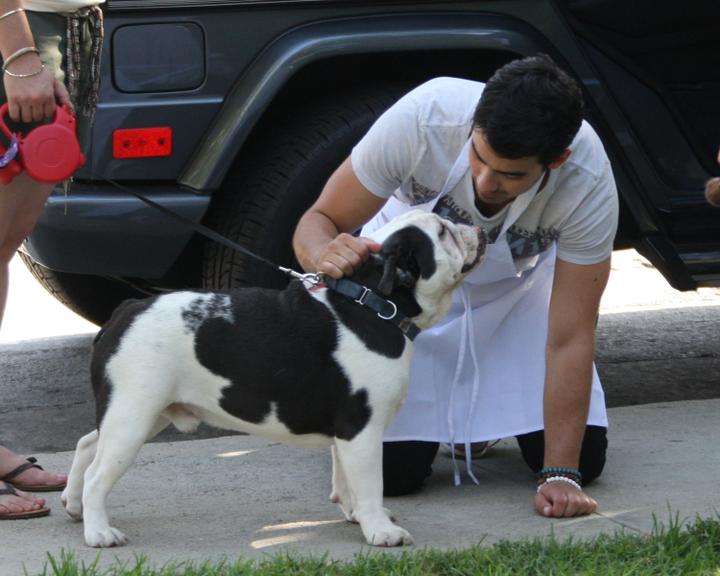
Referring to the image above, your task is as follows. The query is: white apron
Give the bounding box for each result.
[361,140,607,480]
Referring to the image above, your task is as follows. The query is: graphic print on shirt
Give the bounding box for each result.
[506,226,560,259]
[433,196,559,260]
[408,178,441,205]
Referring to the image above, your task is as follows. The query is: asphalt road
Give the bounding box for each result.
[2,251,720,453]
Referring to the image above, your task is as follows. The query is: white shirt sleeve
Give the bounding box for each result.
[556,157,619,265]
[350,92,425,199]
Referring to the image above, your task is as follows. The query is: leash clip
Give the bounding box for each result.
[279,267,322,286]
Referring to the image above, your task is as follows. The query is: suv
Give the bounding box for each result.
[20,0,720,325]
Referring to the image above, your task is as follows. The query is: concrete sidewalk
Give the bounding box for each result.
[1,399,718,575]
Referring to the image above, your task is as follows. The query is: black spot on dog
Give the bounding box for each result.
[193,282,372,440]
[380,225,437,281]
[181,293,233,334]
[326,226,432,358]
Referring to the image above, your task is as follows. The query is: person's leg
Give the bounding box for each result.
[0,173,54,328]
[515,425,608,484]
[0,178,64,504]
[383,441,440,496]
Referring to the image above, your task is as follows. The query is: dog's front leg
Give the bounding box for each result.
[330,445,355,521]
[334,431,413,547]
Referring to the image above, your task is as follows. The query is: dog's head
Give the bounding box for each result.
[365,211,487,329]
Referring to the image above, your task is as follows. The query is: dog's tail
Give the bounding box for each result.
[93,298,147,345]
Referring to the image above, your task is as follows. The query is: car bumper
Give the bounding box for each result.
[23,181,210,277]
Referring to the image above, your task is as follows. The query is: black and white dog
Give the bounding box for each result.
[61,210,485,548]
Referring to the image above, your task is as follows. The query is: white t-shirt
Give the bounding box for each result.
[351,77,619,265]
[23,0,103,12]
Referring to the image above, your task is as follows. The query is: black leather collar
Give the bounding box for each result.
[323,277,421,341]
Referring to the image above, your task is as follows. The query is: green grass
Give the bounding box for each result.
[33,516,720,576]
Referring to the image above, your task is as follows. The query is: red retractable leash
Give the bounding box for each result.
[0,103,85,184]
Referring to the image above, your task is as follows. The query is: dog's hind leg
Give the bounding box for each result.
[334,430,413,547]
[62,430,98,520]
[81,398,167,548]
[63,416,170,523]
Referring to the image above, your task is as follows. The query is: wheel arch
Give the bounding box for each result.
[179,13,546,193]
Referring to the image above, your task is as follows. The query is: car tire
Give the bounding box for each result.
[202,85,407,290]
[18,252,149,326]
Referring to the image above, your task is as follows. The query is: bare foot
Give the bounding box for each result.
[0,482,48,518]
[0,446,66,491]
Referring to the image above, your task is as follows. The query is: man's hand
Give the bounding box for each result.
[535,481,597,518]
[315,234,381,279]
[293,156,387,275]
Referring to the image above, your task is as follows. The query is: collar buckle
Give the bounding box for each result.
[354,286,372,306]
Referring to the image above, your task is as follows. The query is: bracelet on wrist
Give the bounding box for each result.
[4,63,45,78]
[2,47,43,79]
[0,7,24,23]
[537,467,582,482]
[536,475,582,493]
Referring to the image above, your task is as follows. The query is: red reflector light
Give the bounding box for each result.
[113,127,173,159]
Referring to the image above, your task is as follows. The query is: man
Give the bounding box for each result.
[293,55,618,518]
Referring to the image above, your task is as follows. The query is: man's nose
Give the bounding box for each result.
[474,169,497,192]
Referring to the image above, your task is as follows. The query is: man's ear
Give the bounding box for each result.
[547,148,571,169]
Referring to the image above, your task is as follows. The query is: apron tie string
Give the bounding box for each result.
[462,284,482,485]
[446,289,469,486]
[447,285,482,486]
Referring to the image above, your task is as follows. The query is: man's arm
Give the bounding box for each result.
[293,156,387,279]
[535,255,611,517]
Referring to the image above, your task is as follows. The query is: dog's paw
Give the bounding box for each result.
[365,525,414,547]
[61,490,83,521]
[84,525,128,548]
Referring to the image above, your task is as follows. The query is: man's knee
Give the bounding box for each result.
[383,441,439,496]
[515,425,608,485]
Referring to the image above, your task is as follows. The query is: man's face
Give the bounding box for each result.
[468,129,548,208]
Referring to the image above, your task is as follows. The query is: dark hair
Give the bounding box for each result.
[473,54,584,166]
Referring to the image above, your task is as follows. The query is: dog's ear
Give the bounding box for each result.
[378,225,437,295]
[377,253,398,296]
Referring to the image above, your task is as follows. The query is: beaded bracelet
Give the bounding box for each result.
[538,467,583,480]
[537,467,582,485]
[536,475,582,493]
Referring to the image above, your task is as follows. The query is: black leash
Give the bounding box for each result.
[103,178,421,340]
[104,178,316,285]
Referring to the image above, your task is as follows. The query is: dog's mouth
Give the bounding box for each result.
[461,227,488,273]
